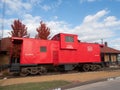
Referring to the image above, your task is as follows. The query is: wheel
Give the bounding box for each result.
[20,68,29,76]
[90,65,96,71]
[83,64,90,71]
[95,65,101,70]
[30,67,38,75]
[38,66,47,75]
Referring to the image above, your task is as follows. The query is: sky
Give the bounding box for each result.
[0,0,120,50]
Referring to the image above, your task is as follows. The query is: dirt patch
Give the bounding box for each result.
[0,70,120,86]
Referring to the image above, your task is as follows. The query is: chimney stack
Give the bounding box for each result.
[104,42,108,47]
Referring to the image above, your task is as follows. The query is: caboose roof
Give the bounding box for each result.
[59,33,78,36]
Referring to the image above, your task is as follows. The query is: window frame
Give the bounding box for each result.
[65,36,74,42]
[40,46,47,52]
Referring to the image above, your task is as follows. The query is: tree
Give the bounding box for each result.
[8,19,29,59]
[35,21,50,40]
[9,19,29,37]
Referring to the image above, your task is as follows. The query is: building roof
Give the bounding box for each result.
[100,46,120,54]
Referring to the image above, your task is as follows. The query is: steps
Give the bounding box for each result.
[10,63,20,72]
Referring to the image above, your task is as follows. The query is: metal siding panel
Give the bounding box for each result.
[21,39,58,64]
[60,34,78,49]
[19,37,101,65]
[58,43,101,64]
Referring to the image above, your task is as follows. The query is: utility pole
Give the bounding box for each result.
[1,0,6,39]
[101,39,103,44]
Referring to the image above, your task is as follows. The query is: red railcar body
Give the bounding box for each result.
[12,33,101,66]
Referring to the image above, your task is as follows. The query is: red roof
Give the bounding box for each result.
[100,46,120,54]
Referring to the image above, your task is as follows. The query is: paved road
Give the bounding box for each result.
[65,77,120,90]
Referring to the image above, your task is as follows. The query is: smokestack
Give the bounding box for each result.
[104,42,108,47]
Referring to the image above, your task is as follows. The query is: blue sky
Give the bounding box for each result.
[0,0,120,50]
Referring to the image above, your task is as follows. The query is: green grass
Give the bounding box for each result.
[0,80,70,90]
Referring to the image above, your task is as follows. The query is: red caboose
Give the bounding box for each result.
[10,33,101,76]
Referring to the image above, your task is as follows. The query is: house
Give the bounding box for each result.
[100,42,120,66]
[0,37,11,54]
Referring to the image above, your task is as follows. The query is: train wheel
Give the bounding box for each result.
[20,68,29,76]
[39,66,47,75]
[30,67,38,75]
[95,65,101,70]
[90,65,96,71]
[83,64,90,71]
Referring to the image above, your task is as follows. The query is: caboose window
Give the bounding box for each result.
[65,36,74,42]
[40,46,47,52]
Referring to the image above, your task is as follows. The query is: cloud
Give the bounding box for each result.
[0,27,11,38]
[83,10,108,23]
[45,10,119,43]
[0,18,18,38]
[46,21,71,36]
[109,38,120,50]
[41,5,51,11]
[0,14,41,38]
[70,9,120,50]
[22,14,42,37]
[45,9,120,50]
[1,30,11,38]
[0,0,62,16]
[104,16,120,28]
[1,9,120,50]
[53,16,58,20]
[72,10,120,43]
[40,0,62,11]
[1,0,32,15]
[80,0,100,3]
[28,0,43,5]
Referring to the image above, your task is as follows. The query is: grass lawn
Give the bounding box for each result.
[0,80,70,90]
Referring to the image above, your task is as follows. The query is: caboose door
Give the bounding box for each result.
[53,51,59,65]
